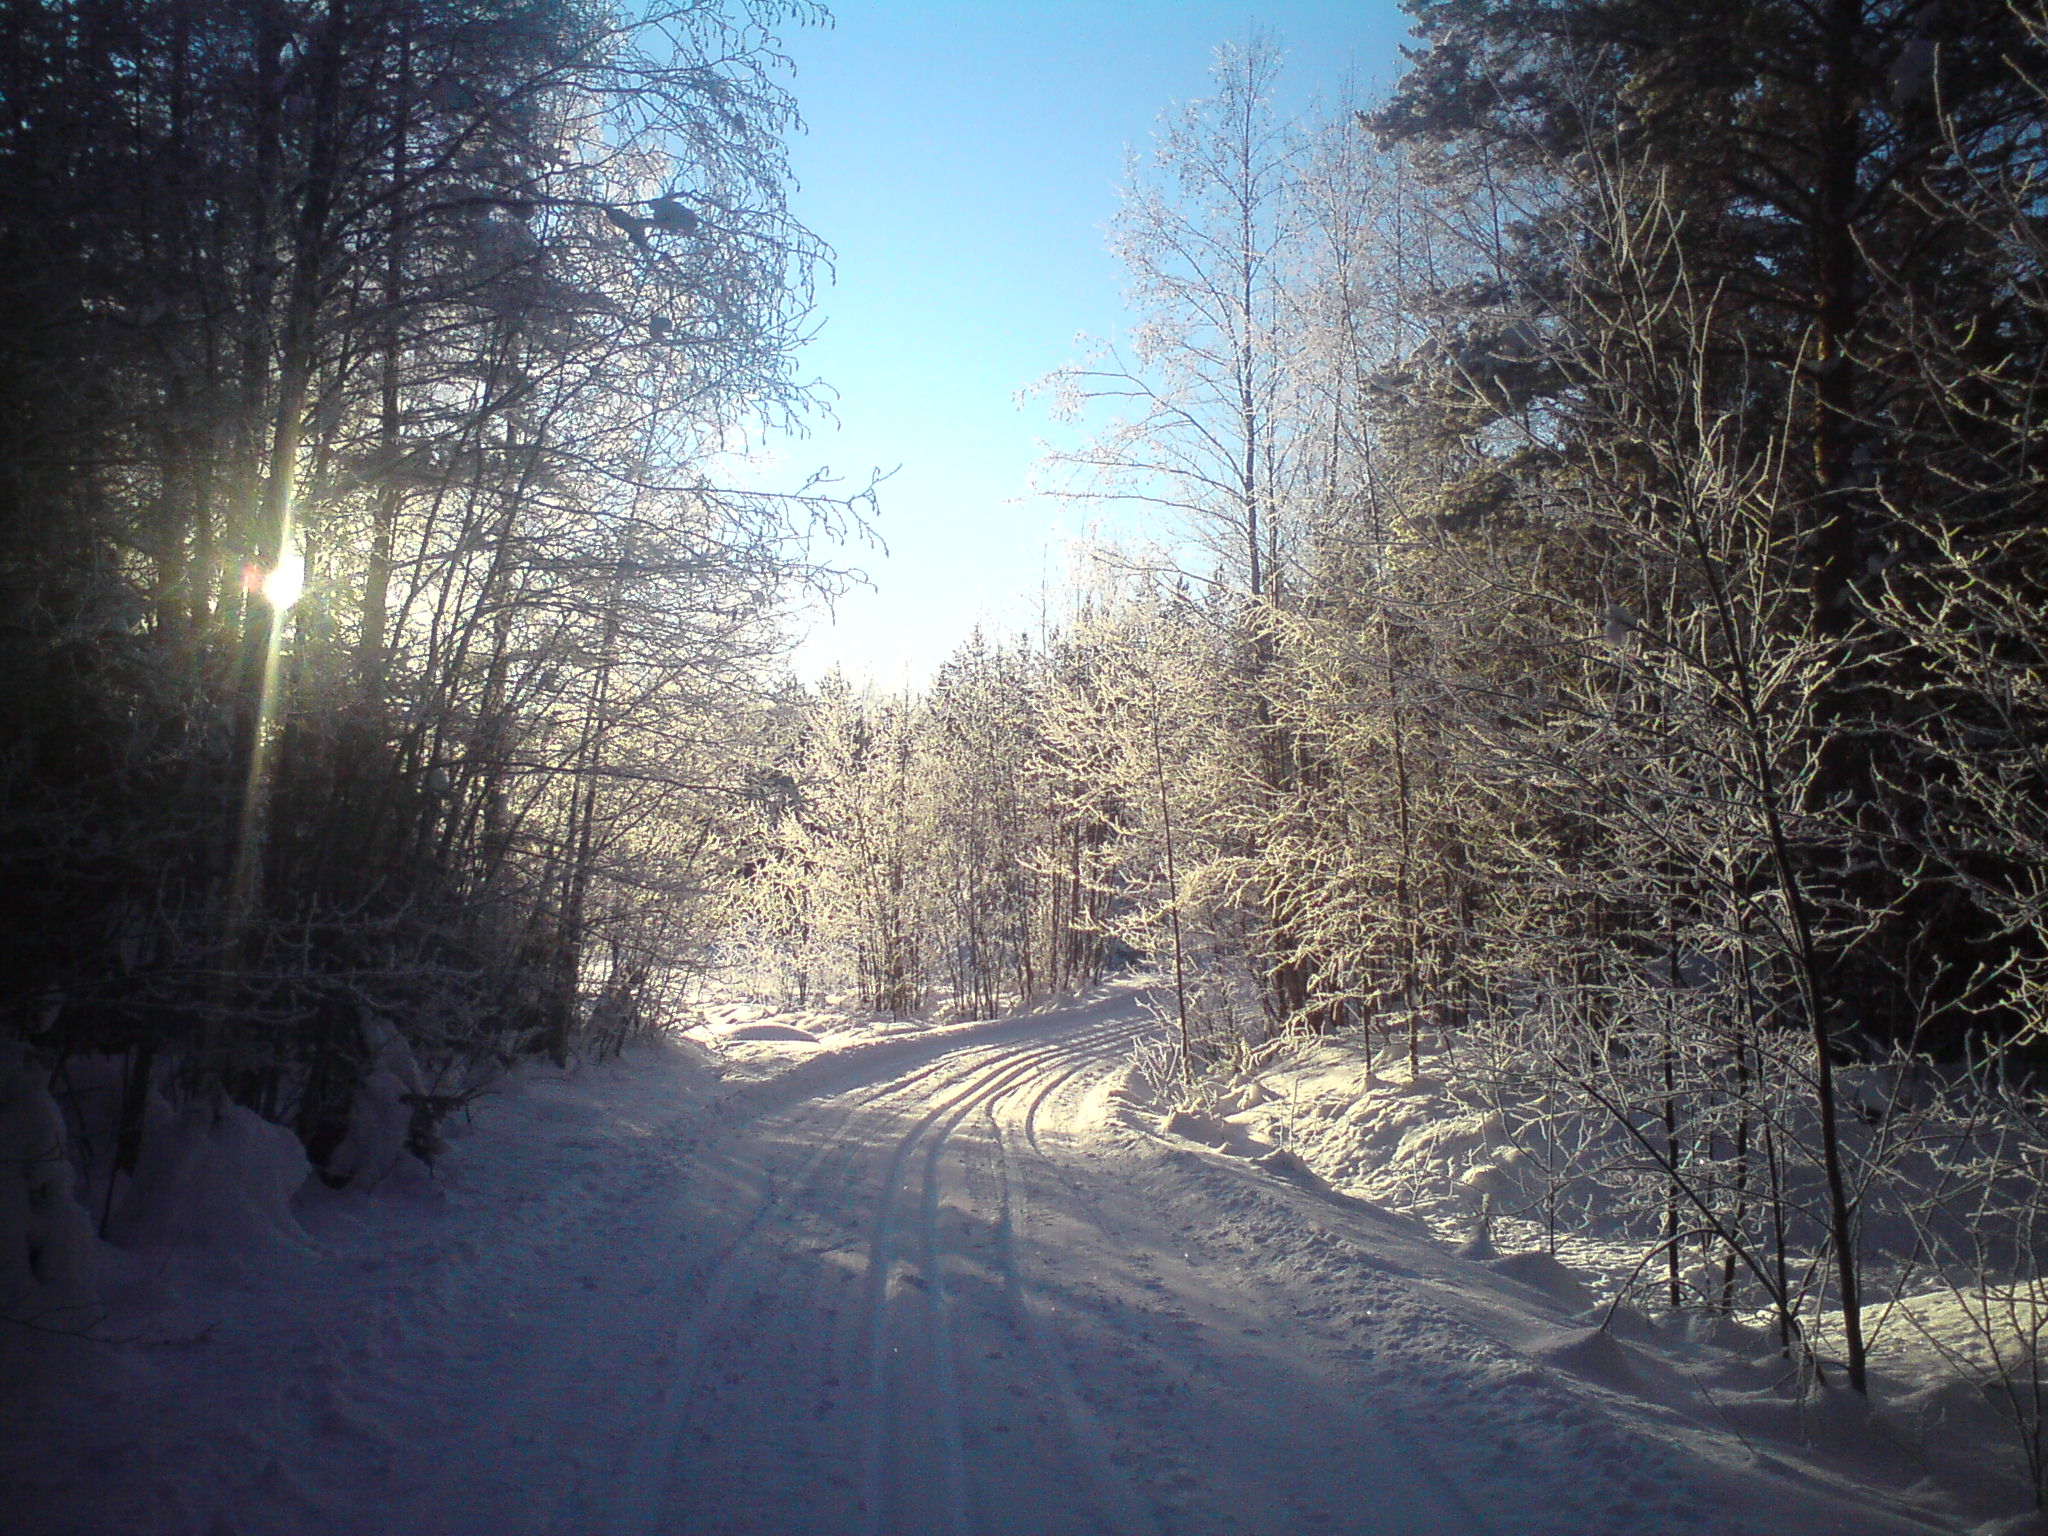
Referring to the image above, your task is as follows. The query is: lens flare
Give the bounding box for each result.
[263,546,306,609]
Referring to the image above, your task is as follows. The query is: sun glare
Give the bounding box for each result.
[263,546,306,610]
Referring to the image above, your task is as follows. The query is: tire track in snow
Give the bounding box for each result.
[1001,1026,1501,1536]
[838,1008,1478,1536]
[917,1082,973,1536]
[931,1030,1152,1532]
[603,1086,880,1535]
[604,1017,1128,1536]
[852,1016,1141,1536]
[980,1061,1162,1536]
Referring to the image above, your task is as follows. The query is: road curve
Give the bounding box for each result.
[602,990,1483,1536]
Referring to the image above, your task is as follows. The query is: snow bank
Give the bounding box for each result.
[723,1021,820,1042]
[1530,1323,1648,1390]
[0,1038,99,1322]
[109,1100,314,1253]
[6,1029,734,1535]
[679,976,1056,1057]
[1489,1249,1596,1311]
[1156,1106,1230,1146]
[1132,1022,2048,1527]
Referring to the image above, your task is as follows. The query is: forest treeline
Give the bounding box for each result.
[0,0,855,1189]
[743,3,2048,1405]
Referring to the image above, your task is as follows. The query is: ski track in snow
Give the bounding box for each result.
[6,984,1963,1536]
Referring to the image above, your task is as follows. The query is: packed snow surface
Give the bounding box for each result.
[1,982,2002,1534]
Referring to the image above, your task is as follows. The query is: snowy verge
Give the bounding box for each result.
[1128,1028,2037,1533]
[1,1030,730,1535]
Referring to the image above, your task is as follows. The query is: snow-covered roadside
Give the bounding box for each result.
[0,988,1130,1536]
[1128,1029,2048,1535]
[1,1030,725,1536]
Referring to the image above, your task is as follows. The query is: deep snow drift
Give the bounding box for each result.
[0,982,2031,1534]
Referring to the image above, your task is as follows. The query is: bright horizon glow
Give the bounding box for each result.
[768,1,1413,689]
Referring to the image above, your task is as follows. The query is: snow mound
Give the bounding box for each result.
[362,1015,426,1096]
[1254,1146,1321,1185]
[1573,1301,1661,1344]
[1677,1307,1768,1353]
[1488,1250,1596,1311]
[326,1070,417,1190]
[1457,1162,1515,1197]
[1971,1513,2048,1536]
[1454,1226,1498,1261]
[1158,1107,1230,1147]
[0,1039,99,1320]
[723,1022,819,1043]
[1531,1324,1645,1391]
[1212,1080,1274,1114]
[1395,1108,1503,1164]
[110,1101,313,1253]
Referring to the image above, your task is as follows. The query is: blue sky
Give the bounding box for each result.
[766,1,1414,685]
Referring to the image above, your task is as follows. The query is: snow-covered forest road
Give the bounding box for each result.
[604,994,1485,1536]
[11,985,1951,1536]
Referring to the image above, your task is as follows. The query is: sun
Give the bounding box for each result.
[262,545,306,610]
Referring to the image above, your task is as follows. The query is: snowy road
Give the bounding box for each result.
[399,985,1935,1536]
[601,995,1481,1536]
[10,984,1955,1535]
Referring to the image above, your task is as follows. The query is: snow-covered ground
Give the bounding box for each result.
[1137,1026,2047,1535]
[1,980,2029,1534]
